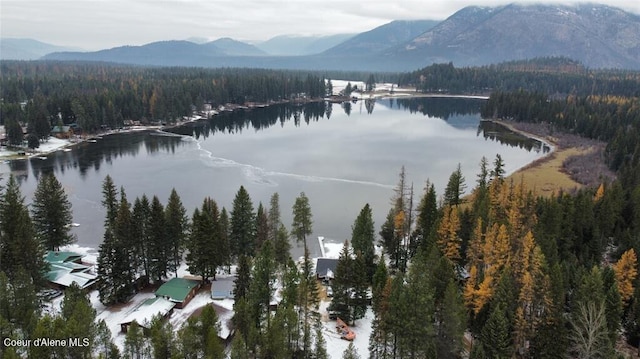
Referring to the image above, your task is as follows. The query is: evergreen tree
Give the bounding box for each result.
[344,82,353,96]
[379,208,400,269]
[279,258,301,354]
[29,315,62,359]
[436,279,466,359]
[351,203,376,281]
[131,195,151,284]
[248,240,277,337]
[469,341,487,359]
[97,188,135,305]
[60,282,97,358]
[605,281,623,346]
[256,202,269,250]
[0,175,46,285]
[101,175,119,228]
[401,249,436,358]
[481,304,513,359]
[342,342,361,359]
[332,242,354,323]
[234,255,252,303]
[371,257,388,313]
[298,245,319,356]
[95,319,120,359]
[25,94,51,140]
[267,193,291,263]
[147,195,168,282]
[230,186,256,258]
[492,154,506,180]
[274,223,291,265]
[314,323,328,359]
[325,78,334,96]
[3,268,40,336]
[292,192,313,247]
[177,313,220,359]
[415,181,438,252]
[200,305,225,359]
[530,262,567,359]
[230,331,250,359]
[149,315,176,359]
[186,198,221,281]
[5,117,23,146]
[473,156,491,224]
[263,307,291,358]
[31,173,76,251]
[444,163,466,207]
[352,251,369,322]
[165,188,188,277]
[366,74,376,92]
[219,207,232,270]
[124,321,151,359]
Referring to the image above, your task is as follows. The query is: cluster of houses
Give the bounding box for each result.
[43,249,339,343]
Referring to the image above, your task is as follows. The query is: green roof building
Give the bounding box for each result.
[155,278,201,309]
[44,251,97,290]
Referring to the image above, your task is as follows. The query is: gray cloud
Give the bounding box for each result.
[2,0,639,50]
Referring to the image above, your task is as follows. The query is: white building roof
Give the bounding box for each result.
[120,297,176,328]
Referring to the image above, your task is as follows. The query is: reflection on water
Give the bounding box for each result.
[478,120,551,154]
[0,97,548,251]
[393,97,484,120]
[11,132,186,184]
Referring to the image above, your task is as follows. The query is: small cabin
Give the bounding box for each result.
[315,258,339,281]
[51,125,74,139]
[155,278,201,309]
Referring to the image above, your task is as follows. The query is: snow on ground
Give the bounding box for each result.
[167,291,214,330]
[319,298,374,359]
[46,234,372,356]
[328,80,365,96]
[317,238,373,358]
[95,290,156,350]
[36,137,73,154]
[0,137,73,158]
[323,241,344,259]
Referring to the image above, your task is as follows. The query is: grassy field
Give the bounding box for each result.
[508,146,593,196]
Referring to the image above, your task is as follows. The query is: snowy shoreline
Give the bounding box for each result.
[0,88,488,161]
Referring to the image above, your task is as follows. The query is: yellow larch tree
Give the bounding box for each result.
[467,218,484,269]
[473,275,493,314]
[437,205,461,263]
[492,224,511,270]
[464,265,479,311]
[614,248,638,303]
[594,183,605,202]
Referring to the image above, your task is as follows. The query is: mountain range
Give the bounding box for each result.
[0,38,82,60]
[4,3,640,71]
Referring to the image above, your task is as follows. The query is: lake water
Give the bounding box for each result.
[0,97,549,257]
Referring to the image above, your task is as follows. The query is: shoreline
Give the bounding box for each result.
[1,91,488,162]
[485,119,607,195]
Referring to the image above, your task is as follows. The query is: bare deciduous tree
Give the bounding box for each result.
[569,301,611,359]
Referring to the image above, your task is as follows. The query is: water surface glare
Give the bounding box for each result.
[1,98,549,256]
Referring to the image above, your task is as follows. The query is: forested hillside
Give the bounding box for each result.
[399,58,640,96]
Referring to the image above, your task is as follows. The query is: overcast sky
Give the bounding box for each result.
[2,0,639,50]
